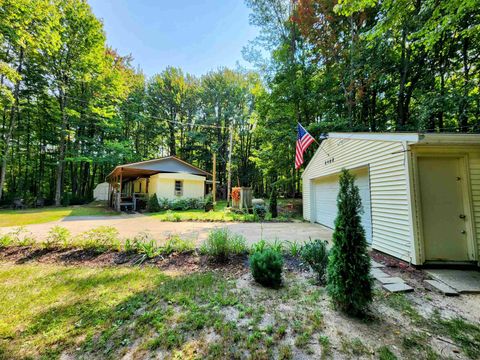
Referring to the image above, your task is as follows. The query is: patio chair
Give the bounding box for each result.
[13,199,26,210]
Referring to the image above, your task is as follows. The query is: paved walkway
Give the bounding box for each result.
[0,215,333,246]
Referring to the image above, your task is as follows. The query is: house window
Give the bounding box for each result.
[175,180,183,196]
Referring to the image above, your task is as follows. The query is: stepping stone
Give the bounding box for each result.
[371,260,385,268]
[424,280,459,296]
[371,269,389,279]
[376,277,405,285]
[383,283,414,293]
[426,269,480,294]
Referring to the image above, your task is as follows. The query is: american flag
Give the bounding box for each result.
[295,123,315,170]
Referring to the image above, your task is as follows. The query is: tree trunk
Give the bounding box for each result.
[0,48,23,201]
[55,88,68,206]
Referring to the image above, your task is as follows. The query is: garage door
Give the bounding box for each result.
[313,168,372,244]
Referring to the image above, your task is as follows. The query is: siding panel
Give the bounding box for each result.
[303,138,413,262]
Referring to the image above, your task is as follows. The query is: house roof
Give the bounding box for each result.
[328,132,480,144]
[106,156,211,181]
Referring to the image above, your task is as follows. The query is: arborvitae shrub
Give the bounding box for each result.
[269,187,278,218]
[301,239,329,284]
[147,195,161,212]
[327,169,373,316]
[250,248,283,288]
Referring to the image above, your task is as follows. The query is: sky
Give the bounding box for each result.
[89,0,259,77]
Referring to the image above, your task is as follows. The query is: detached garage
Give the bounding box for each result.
[302,132,480,266]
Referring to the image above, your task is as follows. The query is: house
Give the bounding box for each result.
[302,132,480,266]
[106,156,211,211]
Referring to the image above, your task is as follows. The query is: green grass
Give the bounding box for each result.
[0,202,117,227]
[147,200,300,222]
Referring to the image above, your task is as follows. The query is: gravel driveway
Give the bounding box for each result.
[0,215,333,246]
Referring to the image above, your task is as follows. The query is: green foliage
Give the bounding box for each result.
[269,187,278,218]
[377,346,398,360]
[201,228,247,262]
[75,226,120,253]
[301,239,329,284]
[42,226,71,249]
[147,195,161,212]
[286,240,302,257]
[253,203,267,220]
[327,169,373,316]
[249,248,283,288]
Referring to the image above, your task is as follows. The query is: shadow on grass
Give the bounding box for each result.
[1,264,230,359]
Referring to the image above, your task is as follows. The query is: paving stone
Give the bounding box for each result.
[383,283,414,293]
[426,270,480,294]
[371,269,389,279]
[376,277,405,285]
[371,260,385,268]
[424,280,459,296]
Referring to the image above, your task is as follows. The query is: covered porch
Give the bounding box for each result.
[106,167,156,212]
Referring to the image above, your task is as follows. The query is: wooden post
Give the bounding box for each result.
[212,152,216,205]
[226,123,233,207]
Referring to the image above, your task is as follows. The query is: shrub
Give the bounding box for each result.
[147,195,161,212]
[162,235,194,255]
[301,239,329,284]
[286,241,302,257]
[204,194,213,211]
[42,226,71,249]
[76,226,120,252]
[250,248,283,288]
[253,204,267,220]
[269,187,278,218]
[327,169,373,316]
[164,210,181,222]
[201,228,247,262]
[0,234,13,248]
[7,227,35,246]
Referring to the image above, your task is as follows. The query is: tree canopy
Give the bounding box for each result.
[0,0,478,204]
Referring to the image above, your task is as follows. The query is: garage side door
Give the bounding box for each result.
[313,169,372,244]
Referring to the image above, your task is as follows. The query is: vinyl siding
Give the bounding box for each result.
[303,138,413,262]
[147,173,205,200]
[471,155,480,262]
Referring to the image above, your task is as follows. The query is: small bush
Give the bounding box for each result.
[42,226,71,249]
[286,241,302,257]
[162,235,194,255]
[147,195,161,212]
[201,228,247,262]
[164,210,181,222]
[7,227,35,246]
[301,239,329,284]
[76,226,120,252]
[253,204,267,220]
[0,234,13,248]
[250,248,283,288]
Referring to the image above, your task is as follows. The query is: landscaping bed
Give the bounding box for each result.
[0,245,479,359]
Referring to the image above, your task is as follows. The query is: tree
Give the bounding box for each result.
[327,169,373,316]
[269,185,278,218]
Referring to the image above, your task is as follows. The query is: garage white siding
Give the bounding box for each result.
[313,169,372,244]
[303,136,413,262]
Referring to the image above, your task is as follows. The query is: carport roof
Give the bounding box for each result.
[106,156,211,181]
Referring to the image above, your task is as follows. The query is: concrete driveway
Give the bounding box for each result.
[0,215,333,246]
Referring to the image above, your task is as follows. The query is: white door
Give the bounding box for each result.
[313,168,372,244]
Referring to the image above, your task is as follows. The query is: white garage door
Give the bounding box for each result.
[313,168,372,244]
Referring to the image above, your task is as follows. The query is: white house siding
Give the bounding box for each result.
[147,173,205,200]
[303,137,413,262]
[471,154,480,262]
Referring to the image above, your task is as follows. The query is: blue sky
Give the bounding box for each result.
[89,0,258,77]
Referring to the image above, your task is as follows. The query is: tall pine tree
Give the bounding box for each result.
[327,169,373,316]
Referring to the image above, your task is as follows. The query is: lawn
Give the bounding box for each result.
[0,258,478,359]
[148,200,302,222]
[0,202,117,227]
